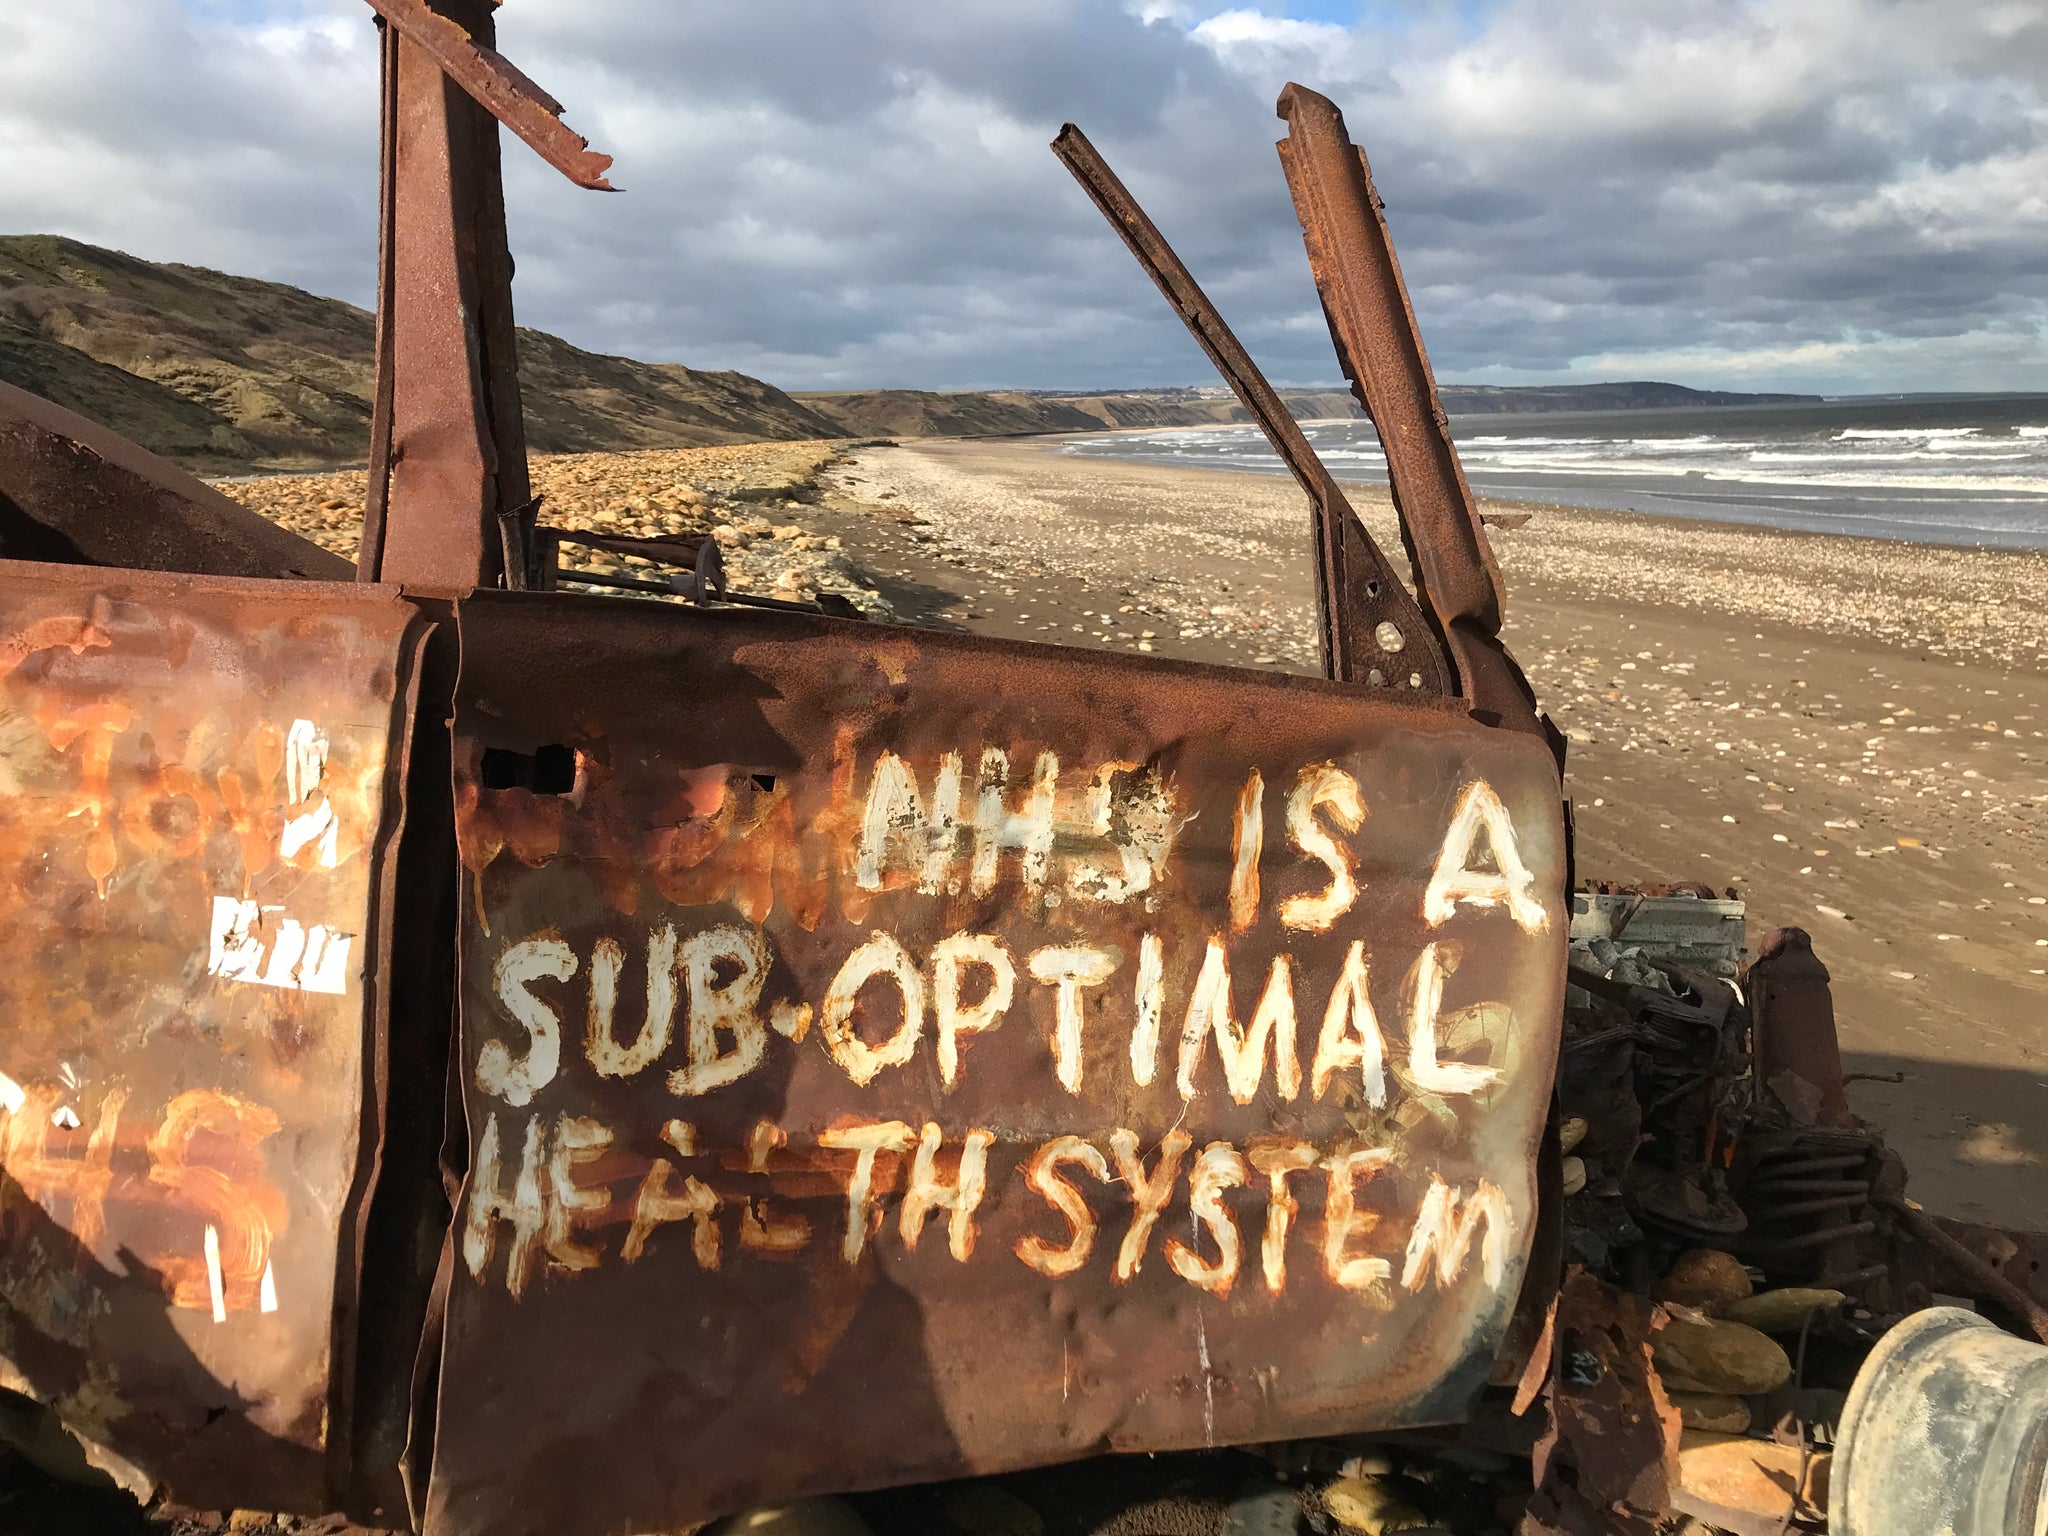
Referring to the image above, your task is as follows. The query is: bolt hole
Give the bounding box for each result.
[1365,580,1381,599]
[480,744,576,794]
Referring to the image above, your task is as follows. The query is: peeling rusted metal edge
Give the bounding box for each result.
[1049,124,1451,699]
[0,555,408,617]
[327,606,438,1507]
[1274,86,1544,727]
[359,16,403,584]
[361,0,616,190]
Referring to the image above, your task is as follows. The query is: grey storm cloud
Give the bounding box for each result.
[2,0,2045,393]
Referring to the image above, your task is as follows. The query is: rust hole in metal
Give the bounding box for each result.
[480,743,575,794]
[751,772,778,793]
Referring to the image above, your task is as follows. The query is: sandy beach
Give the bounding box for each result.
[224,434,2048,1228]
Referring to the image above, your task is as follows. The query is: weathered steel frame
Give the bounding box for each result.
[359,0,610,591]
[1275,85,1542,725]
[1050,125,1452,698]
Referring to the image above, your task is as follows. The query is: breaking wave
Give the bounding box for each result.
[1058,399,2048,547]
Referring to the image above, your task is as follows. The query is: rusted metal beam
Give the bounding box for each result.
[0,381,352,581]
[1050,125,1449,697]
[1887,1198,2048,1345]
[1274,86,1539,723]
[362,0,537,591]
[357,14,403,582]
[358,0,607,592]
[361,0,615,191]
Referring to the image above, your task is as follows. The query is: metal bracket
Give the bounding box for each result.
[1051,125,1451,697]
[361,0,615,189]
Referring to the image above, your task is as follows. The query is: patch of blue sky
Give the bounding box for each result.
[1266,0,1500,36]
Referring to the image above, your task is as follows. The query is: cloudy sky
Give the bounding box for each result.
[4,0,2045,394]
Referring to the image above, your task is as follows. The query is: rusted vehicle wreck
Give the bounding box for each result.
[2,4,2045,1534]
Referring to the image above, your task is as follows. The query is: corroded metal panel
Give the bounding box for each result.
[0,561,425,1511]
[431,590,1566,1536]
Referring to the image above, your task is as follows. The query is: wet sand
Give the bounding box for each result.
[815,437,2048,1229]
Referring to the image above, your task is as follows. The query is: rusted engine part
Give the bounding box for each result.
[1732,932,1891,1311]
[427,590,1568,1536]
[1889,1204,2048,1346]
[0,560,427,1513]
[1734,1130,1883,1296]
[1274,86,1536,728]
[1747,927,1852,1129]
[0,381,352,581]
[1049,126,1451,698]
[1563,904,1892,1299]
[1539,932,1848,1536]
[1729,930,2048,1373]
[1558,929,1749,1278]
[356,0,611,590]
[1546,888,2048,1532]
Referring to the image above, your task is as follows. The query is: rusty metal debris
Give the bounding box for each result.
[0,381,351,581]
[1522,1268,1680,1535]
[0,559,427,1511]
[360,0,616,191]
[1050,125,1451,698]
[1,11,2045,1534]
[1275,86,1537,726]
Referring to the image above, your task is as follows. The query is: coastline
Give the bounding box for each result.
[1048,411,2048,556]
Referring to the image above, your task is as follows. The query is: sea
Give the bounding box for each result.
[1057,393,2048,552]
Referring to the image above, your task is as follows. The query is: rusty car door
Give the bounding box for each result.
[0,561,428,1511]
[426,582,1565,1535]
